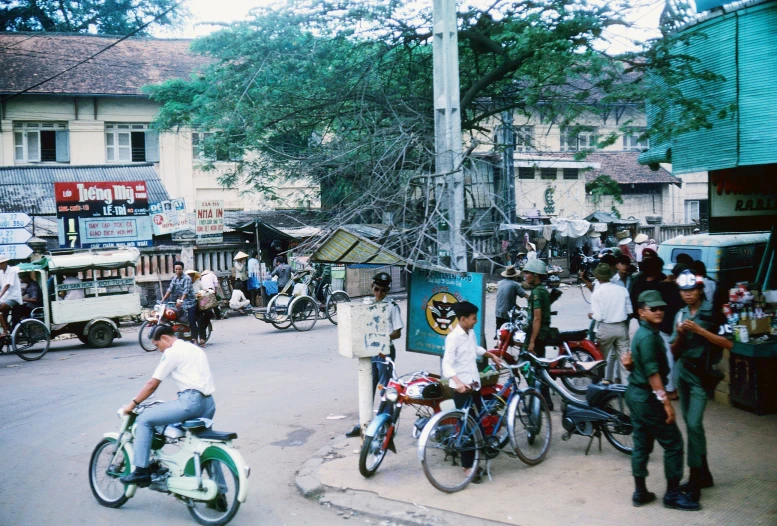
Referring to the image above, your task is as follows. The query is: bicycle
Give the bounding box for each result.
[417,360,551,493]
[0,307,51,361]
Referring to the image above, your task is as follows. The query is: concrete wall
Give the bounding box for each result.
[0,94,319,211]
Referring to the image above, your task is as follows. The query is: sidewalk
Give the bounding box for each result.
[300,397,777,525]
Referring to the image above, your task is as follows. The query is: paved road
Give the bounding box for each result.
[0,284,593,526]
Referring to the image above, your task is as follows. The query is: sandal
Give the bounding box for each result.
[198,339,207,347]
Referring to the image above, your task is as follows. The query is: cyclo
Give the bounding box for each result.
[0,247,142,361]
[253,266,350,331]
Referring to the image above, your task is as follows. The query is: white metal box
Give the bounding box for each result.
[337,301,391,359]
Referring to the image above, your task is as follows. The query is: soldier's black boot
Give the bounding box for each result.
[680,467,703,501]
[699,455,715,488]
[632,476,656,507]
[664,479,701,511]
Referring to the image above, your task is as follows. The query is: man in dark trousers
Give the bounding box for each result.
[624,290,699,511]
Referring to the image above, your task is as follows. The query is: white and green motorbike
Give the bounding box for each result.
[88,400,250,526]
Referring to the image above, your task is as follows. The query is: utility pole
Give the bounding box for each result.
[500,108,517,224]
[432,0,467,272]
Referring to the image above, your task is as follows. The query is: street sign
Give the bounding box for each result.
[0,228,32,245]
[195,200,224,244]
[0,213,32,229]
[0,244,33,260]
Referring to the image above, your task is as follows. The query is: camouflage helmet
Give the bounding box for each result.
[522,259,548,276]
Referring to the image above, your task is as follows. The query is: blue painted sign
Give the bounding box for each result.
[406,269,486,356]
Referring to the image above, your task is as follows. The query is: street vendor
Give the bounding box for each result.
[670,270,732,504]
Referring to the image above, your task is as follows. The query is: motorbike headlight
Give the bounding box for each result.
[385,387,399,402]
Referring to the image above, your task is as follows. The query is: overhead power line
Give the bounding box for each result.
[0,0,186,105]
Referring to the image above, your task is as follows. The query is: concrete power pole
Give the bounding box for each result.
[432,0,467,272]
[500,108,517,224]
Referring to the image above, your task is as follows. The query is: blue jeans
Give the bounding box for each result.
[133,391,215,468]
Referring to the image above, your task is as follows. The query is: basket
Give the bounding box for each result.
[197,291,218,311]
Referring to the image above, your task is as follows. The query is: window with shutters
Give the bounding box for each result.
[13,122,69,163]
[518,167,535,179]
[563,168,579,180]
[623,128,649,151]
[560,127,597,151]
[514,126,534,152]
[105,123,159,163]
[192,131,242,162]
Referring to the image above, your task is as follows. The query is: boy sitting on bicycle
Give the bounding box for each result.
[442,301,504,479]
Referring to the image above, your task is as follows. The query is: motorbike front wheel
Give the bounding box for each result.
[358,419,392,478]
[187,457,241,526]
[138,320,158,352]
[89,438,130,508]
[600,392,633,455]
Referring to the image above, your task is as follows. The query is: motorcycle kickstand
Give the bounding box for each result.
[584,430,602,455]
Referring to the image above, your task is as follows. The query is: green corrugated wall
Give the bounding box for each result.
[642,1,777,174]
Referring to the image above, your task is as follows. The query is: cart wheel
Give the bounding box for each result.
[290,296,317,331]
[87,322,115,348]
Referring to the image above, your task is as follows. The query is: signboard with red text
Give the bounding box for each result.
[195,200,224,245]
[709,167,777,233]
[54,181,153,248]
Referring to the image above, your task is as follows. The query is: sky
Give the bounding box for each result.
[159,0,669,54]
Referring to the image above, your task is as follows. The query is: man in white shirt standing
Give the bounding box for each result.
[442,301,504,479]
[119,325,216,487]
[0,256,22,337]
[590,263,633,383]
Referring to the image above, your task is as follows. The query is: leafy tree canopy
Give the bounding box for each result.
[0,0,185,34]
[147,0,717,247]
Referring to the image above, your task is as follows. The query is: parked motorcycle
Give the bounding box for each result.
[497,306,604,395]
[359,359,448,478]
[139,303,212,351]
[520,351,633,455]
[88,400,249,526]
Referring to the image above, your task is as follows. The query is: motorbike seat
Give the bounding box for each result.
[545,329,588,346]
[194,429,238,441]
[523,353,571,367]
[574,360,605,372]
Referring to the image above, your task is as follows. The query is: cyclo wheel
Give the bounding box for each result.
[508,388,552,466]
[359,419,391,478]
[325,291,351,325]
[187,457,241,526]
[266,294,291,330]
[89,438,130,508]
[290,296,317,332]
[138,320,158,352]
[12,319,50,361]
[560,349,602,396]
[600,392,633,455]
[418,409,482,493]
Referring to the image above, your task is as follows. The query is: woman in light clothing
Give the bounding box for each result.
[229,281,251,313]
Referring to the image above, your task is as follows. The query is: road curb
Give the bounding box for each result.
[294,436,507,525]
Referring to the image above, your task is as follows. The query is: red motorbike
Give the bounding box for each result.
[138,302,212,351]
[496,307,604,395]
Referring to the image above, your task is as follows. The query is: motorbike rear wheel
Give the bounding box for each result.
[560,349,603,395]
[89,438,130,508]
[138,320,158,352]
[600,392,633,455]
[188,457,241,526]
[358,419,391,477]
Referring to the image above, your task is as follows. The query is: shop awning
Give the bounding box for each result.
[233,219,295,241]
[311,227,407,265]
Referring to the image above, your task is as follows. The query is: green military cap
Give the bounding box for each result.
[638,290,667,307]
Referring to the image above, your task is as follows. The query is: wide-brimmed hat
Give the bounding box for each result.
[634,233,649,244]
[234,251,249,260]
[593,263,614,281]
[0,255,8,264]
[526,242,537,252]
[501,266,521,278]
[588,230,601,238]
[618,237,632,246]
[638,290,667,307]
[185,269,201,281]
[522,259,547,275]
[616,230,630,240]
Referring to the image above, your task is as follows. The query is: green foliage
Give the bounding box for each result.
[0,0,185,34]
[586,175,623,216]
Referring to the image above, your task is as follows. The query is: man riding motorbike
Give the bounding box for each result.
[119,325,216,487]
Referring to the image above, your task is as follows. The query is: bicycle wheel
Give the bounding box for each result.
[560,350,602,395]
[138,321,158,352]
[290,296,317,332]
[267,294,292,330]
[600,392,633,455]
[508,388,552,466]
[359,419,391,478]
[12,319,50,361]
[419,410,482,493]
[89,438,130,508]
[325,291,350,325]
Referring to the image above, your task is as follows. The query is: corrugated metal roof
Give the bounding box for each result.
[0,164,170,214]
[312,228,407,265]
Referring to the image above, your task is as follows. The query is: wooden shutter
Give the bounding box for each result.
[145,130,160,162]
[55,130,70,162]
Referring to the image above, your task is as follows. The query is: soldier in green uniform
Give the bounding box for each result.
[624,290,699,511]
[522,259,553,408]
[670,270,732,502]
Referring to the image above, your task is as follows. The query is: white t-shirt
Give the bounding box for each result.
[591,281,633,324]
[442,324,487,390]
[152,339,216,395]
[0,266,22,304]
